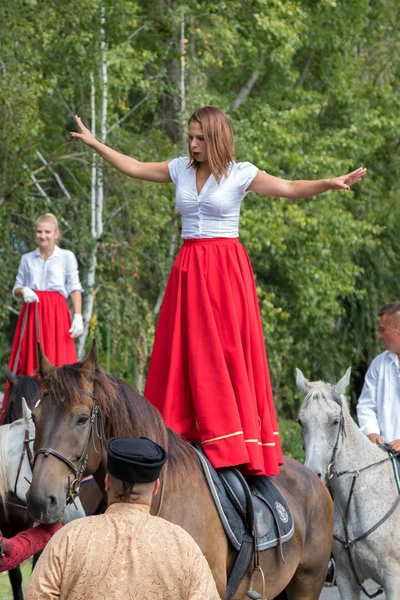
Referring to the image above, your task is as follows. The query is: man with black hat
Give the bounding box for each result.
[25,437,220,600]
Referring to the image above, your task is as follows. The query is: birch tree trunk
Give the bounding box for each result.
[77,6,107,358]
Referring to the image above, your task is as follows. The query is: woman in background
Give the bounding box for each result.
[2,213,83,422]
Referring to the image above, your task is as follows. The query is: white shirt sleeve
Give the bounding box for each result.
[12,255,28,301]
[168,157,188,185]
[64,251,83,295]
[235,161,259,196]
[357,360,381,436]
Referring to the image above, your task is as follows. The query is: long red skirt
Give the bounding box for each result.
[144,238,283,476]
[2,291,78,421]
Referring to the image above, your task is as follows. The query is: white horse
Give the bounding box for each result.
[296,367,400,600]
[0,398,85,522]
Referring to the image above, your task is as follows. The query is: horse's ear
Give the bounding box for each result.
[333,367,352,401]
[22,397,32,422]
[4,365,17,386]
[37,343,55,377]
[80,339,98,376]
[296,368,310,396]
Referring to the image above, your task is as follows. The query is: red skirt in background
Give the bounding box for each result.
[144,238,283,476]
[2,291,78,421]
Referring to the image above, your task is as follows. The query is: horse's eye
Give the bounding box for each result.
[77,415,89,426]
[333,418,340,426]
[296,418,302,426]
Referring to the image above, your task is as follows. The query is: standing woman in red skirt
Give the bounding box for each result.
[71,106,366,476]
[2,213,84,421]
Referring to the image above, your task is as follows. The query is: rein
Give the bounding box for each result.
[324,397,398,599]
[33,391,106,507]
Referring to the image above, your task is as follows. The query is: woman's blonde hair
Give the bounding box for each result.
[188,106,235,182]
[35,213,59,230]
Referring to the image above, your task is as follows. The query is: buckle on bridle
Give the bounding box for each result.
[326,463,334,480]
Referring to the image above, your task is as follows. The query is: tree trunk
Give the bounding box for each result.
[231,54,265,111]
[78,6,107,358]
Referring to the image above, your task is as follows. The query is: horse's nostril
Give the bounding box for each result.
[48,495,58,508]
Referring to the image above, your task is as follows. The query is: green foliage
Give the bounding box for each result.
[1,1,399,460]
[279,418,304,463]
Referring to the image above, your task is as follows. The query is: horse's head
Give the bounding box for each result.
[296,367,351,481]
[0,398,35,512]
[26,341,107,523]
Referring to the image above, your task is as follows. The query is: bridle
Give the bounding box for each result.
[4,427,35,513]
[13,428,35,498]
[33,391,106,507]
[31,389,168,516]
[324,395,346,481]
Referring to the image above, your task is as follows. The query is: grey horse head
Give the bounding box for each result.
[296,368,351,481]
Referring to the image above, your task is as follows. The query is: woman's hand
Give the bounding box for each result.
[70,116,97,148]
[22,287,39,303]
[69,314,84,339]
[328,167,367,191]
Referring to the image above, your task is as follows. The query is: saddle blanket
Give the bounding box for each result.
[194,447,294,552]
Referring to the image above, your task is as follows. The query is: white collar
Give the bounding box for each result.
[34,245,60,259]
[387,351,400,367]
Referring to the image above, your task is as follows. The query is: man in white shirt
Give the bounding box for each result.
[357,302,400,452]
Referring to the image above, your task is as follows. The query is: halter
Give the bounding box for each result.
[33,391,106,507]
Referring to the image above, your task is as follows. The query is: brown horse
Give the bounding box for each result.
[26,344,333,599]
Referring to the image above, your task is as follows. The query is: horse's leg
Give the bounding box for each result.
[32,551,42,570]
[334,556,361,600]
[8,567,23,600]
[381,571,400,600]
[276,461,334,600]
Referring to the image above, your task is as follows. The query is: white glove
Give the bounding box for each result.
[21,286,39,303]
[69,314,84,339]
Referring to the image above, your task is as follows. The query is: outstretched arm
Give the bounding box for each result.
[70,116,172,183]
[248,167,367,199]
[0,524,61,572]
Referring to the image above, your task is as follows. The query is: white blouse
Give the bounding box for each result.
[168,157,259,238]
[12,246,83,300]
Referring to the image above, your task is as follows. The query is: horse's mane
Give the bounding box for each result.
[5,375,40,424]
[42,363,199,487]
[0,424,12,511]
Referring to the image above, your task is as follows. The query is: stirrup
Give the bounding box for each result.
[247,565,265,600]
[324,556,337,587]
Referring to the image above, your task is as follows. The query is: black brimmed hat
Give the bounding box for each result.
[106,436,168,483]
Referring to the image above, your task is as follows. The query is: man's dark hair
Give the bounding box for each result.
[115,480,139,500]
[377,302,400,317]
[111,476,140,501]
